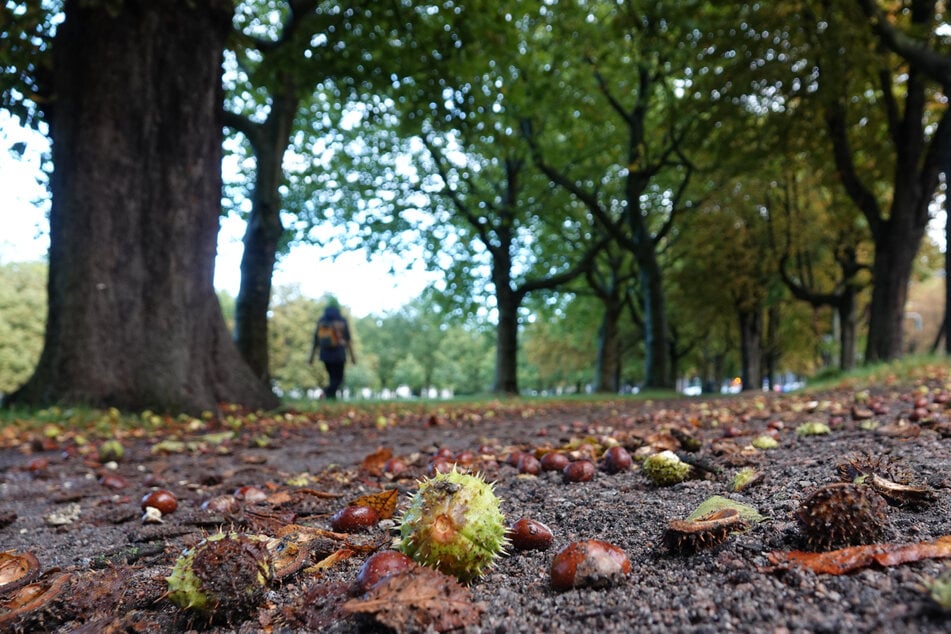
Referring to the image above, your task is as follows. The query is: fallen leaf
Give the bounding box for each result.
[266,490,295,506]
[295,488,344,499]
[343,564,484,633]
[350,489,399,520]
[765,535,951,575]
[303,547,354,574]
[361,447,393,476]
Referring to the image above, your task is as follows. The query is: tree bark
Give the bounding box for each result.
[865,223,924,361]
[594,296,623,393]
[638,252,671,388]
[493,278,521,395]
[738,308,762,392]
[7,0,278,414]
[227,88,299,385]
[839,285,858,370]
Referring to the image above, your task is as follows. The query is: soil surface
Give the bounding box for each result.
[2,371,951,633]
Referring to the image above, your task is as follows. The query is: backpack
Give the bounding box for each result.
[316,319,343,349]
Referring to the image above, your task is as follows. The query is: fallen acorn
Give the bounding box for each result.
[550,540,630,591]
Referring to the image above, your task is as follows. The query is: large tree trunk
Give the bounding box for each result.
[7,0,278,414]
[639,253,672,388]
[839,286,858,370]
[493,259,521,395]
[738,308,762,392]
[594,296,622,393]
[229,88,299,385]
[865,227,924,362]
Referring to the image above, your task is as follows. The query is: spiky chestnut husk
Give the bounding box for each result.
[642,450,691,486]
[166,531,273,619]
[796,421,831,436]
[663,508,749,554]
[835,452,912,483]
[796,483,890,551]
[835,452,935,507]
[0,570,70,632]
[398,468,508,583]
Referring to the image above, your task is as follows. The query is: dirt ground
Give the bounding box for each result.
[1,369,951,633]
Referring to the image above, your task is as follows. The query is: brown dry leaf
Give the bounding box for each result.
[765,535,951,575]
[265,490,295,506]
[360,447,393,476]
[343,564,484,633]
[303,548,354,574]
[295,488,344,499]
[350,489,399,520]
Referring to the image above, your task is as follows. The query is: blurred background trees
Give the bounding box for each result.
[1,0,949,406]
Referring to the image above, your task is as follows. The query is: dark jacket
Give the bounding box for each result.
[314,305,351,364]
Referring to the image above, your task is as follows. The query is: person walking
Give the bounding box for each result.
[308,302,356,400]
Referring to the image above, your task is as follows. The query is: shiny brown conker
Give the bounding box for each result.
[330,505,380,533]
[200,494,240,514]
[140,489,178,514]
[382,457,408,476]
[540,452,570,472]
[233,485,268,503]
[550,539,631,591]
[352,550,415,594]
[562,460,596,483]
[517,453,542,475]
[601,446,632,473]
[507,517,554,551]
[426,456,454,476]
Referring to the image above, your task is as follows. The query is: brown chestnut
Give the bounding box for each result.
[330,505,380,532]
[517,453,542,475]
[562,460,596,483]
[200,494,240,514]
[99,473,129,490]
[454,450,476,466]
[352,550,415,594]
[540,452,570,472]
[233,485,268,503]
[382,457,408,476]
[601,446,632,473]
[505,450,527,466]
[140,489,178,514]
[550,539,630,591]
[426,456,454,476]
[508,518,554,551]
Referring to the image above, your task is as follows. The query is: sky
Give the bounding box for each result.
[0,112,437,318]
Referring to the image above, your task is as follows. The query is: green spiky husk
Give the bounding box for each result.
[166,531,272,618]
[398,468,507,583]
[643,450,691,486]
